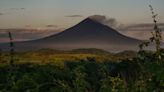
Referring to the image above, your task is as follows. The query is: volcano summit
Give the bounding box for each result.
[0,17,142,52]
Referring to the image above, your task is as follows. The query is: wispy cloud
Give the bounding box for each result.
[20,8,25,10]
[0,29,63,42]
[127,23,164,28]
[46,25,58,28]
[65,15,83,18]
[25,25,31,27]
[88,15,164,40]
[121,23,164,31]
[89,15,122,29]
[119,23,164,40]
[88,15,164,32]
[10,8,25,11]
[0,13,4,16]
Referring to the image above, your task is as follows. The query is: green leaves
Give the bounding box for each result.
[13,75,37,92]
[0,52,164,92]
[73,65,89,92]
[100,76,126,92]
[139,5,163,63]
[139,41,150,51]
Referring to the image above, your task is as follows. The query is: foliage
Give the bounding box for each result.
[100,76,126,92]
[0,53,163,92]
[139,5,162,62]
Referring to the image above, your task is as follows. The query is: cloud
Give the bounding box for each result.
[10,8,25,11]
[88,15,164,32]
[88,15,164,40]
[89,15,119,28]
[46,25,58,28]
[127,23,164,28]
[118,23,164,41]
[20,8,25,10]
[0,13,4,15]
[65,15,83,18]
[121,23,164,31]
[0,29,63,43]
[25,25,31,27]
[0,8,25,16]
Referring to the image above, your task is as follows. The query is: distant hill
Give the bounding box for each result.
[115,50,138,59]
[0,17,142,52]
[71,48,112,55]
[27,48,112,55]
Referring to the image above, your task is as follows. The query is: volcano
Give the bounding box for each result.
[0,18,142,52]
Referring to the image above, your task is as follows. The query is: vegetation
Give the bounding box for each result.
[0,50,163,92]
[139,5,162,62]
[0,5,164,92]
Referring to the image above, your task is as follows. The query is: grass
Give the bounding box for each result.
[0,48,137,67]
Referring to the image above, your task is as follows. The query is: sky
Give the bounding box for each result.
[0,0,164,29]
[0,0,164,42]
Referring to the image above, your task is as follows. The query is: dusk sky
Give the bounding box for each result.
[0,0,164,43]
[0,0,164,29]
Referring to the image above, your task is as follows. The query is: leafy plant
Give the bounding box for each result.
[100,76,126,92]
[140,5,162,50]
[73,65,89,92]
